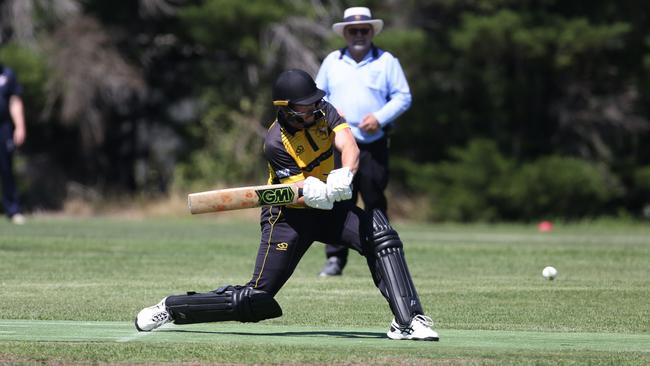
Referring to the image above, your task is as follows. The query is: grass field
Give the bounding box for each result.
[1,216,649,365]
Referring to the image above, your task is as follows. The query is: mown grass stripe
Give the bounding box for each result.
[1,320,649,353]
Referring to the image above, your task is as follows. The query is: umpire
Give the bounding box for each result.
[315,7,412,276]
[135,69,438,341]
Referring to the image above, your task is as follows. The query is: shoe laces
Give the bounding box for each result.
[412,314,434,328]
[151,310,169,323]
[151,302,170,323]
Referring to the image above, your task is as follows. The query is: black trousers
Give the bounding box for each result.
[238,202,423,327]
[325,136,389,263]
[0,123,20,217]
[246,202,387,296]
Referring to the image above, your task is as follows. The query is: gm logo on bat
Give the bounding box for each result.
[255,186,295,205]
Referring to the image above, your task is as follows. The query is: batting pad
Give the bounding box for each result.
[371,209,425,327]
[166,285,282,324]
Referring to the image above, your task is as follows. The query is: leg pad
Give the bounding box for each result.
[166,285,282,324]
[372,209,424,327]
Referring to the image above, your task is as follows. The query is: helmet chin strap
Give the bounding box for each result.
[287,117,316,129]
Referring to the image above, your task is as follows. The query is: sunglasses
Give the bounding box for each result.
[283,102,324,127]
[346,27,371,36]
[287,102,319,117]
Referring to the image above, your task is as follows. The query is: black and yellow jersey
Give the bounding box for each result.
[264,101,349,186]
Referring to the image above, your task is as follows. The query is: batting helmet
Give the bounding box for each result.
[272,69,325,107]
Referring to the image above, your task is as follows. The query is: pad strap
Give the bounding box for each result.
[166,285,282,324]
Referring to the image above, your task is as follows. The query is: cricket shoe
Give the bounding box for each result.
[135,297,172,331]
[387,314,439,341]
[10,214,26,225]
[318,257,344,277]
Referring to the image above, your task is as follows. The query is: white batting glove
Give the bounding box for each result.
[326,167,354,202]
[303,176,334,210]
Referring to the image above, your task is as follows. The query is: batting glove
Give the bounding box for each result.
[303,176,334,210]
[326,167,354,202]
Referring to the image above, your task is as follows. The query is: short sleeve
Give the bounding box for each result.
[321,101,348,132]
[4,68,23,97]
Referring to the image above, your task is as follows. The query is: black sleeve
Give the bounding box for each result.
[6,69,23,96]
[321,101,347,130]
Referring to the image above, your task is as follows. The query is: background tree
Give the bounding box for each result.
[0,0,648,220]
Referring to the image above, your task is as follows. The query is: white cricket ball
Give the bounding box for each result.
[542,266,558,280]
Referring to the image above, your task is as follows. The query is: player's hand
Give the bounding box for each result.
[326,167,353,202]
[303,176,334,210]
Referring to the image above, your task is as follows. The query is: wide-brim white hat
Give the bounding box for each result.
[332,7,384,37]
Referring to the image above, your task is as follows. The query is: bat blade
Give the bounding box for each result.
[188,183,301,214]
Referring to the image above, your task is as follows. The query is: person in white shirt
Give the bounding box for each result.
[315,7,412,276]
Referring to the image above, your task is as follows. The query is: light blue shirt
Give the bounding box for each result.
[315,47,412,143]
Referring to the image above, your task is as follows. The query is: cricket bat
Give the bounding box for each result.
[188,183,303,214]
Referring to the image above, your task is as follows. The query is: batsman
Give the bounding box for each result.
[135,69,439,341]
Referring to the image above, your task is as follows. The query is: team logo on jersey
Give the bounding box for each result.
[276,242,289,251]
[275,168,291,178]
[296,145,305,155]
[255,186,295,205]
[317,127,329,140]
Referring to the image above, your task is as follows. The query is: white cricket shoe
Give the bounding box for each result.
[135,297,172,331]
[11,214,26,225]
[387,314,439,341]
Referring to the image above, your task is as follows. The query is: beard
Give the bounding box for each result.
[349,42,370,54]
